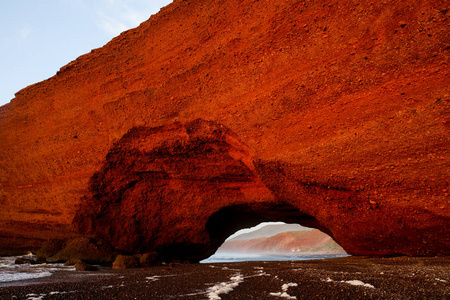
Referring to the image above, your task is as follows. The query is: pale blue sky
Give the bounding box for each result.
[0,0,172,107]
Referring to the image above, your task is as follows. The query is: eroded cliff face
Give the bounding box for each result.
[73,119,275,260]
[0,0,449,257]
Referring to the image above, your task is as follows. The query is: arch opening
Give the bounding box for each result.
[203,203,347,263]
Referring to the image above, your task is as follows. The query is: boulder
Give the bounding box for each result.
[112,255,140,269]
[36,239,66,262]
[47,237,115,265]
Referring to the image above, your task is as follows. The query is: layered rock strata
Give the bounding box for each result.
[0,0,449,258]
[73,119,275,260]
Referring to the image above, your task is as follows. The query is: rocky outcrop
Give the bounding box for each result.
[0,0,449,258]
[38,237,116,265]
[73,119,275,260]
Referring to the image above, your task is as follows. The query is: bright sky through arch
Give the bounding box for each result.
[0,0,173,107]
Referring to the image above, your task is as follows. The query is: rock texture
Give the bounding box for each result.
[112,255,140,269]
[40,237,116,265]
[73,119,274,260]
[0,0,449,258]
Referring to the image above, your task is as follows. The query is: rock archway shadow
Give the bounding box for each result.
[73,119,449,261]
[205,203,328,255]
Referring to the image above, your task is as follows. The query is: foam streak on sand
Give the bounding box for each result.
[324,277,375,289]
[345,280,375,288]
[146,274,179,282]
[270,282,298,299]
[207,273,244,300]
[26,291,76,300]
[26,294,45,300]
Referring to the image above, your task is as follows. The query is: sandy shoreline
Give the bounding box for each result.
[0,256,448,299]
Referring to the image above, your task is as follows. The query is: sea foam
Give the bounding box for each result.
[207,273,244,300]
[0,255,75,284]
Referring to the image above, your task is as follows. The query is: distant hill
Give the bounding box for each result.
[219,229,346,255]
[227,223,311,241]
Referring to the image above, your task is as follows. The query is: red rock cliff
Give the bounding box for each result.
[0,0,449,258]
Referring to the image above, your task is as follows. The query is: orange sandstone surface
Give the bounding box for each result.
[0,0,449,258]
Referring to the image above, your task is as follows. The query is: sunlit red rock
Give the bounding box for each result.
[0,0,449,258]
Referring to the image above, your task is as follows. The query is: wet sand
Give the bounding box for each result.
[0,256,448,299]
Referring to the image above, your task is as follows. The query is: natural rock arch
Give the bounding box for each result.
[73,119,448,261]
[1,0,448,257]
[72,119,337,261]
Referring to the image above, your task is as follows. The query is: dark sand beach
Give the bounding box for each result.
[0,256,448,299]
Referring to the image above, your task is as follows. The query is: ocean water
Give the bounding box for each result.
[201,252,349,263]
[0,254,75,284]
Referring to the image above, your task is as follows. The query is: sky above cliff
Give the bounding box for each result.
[0,0,172,107]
